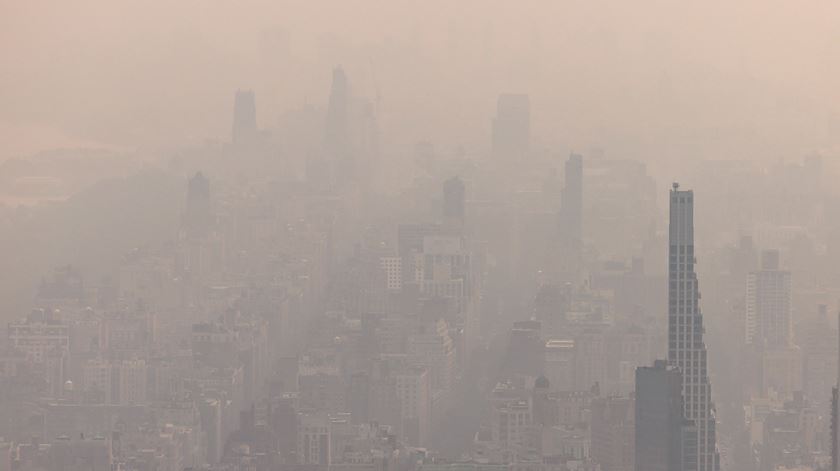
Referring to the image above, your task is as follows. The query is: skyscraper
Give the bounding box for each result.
[561,153,583,244]
[232,89,257,145]
[668,183,718,471]
[558,153,583,282]
[325,66,351,177]
[321,65,379,191]
[744,252,800,400]
[745,249,792,347]
[635,360,696,471]
[491,94,530,159]
[443,176,466,229]
[183,172,212,238]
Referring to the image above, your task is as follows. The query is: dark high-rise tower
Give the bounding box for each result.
[635,360,696,471]
[443,176,465,229]
[491,94,530,159]
[668,183,718,471]
[232,89,257,145]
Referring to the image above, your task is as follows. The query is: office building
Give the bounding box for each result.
[591,395,634,471]
[298,413,331,465]
[635,360,695,471]
[443,176,466,229]
[561,153,583,244]
[395,366,431,447]
[745,249,792,348]
[491,94,530,159]
[232,89,257,145]
[183,172,212,238]
[8,309,69,364]
[325,66,352,181]
[558,153,583,282]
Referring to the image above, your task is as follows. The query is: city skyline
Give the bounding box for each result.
[2,4,840,471]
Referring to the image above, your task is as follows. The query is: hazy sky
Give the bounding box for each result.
[3,0,840,162]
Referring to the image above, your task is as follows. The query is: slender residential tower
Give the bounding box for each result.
[668,183,718,471]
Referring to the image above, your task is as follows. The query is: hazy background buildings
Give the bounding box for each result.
[5,0,840,164]
[2,2,840,471]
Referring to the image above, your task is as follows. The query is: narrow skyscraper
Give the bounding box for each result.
[325,67,350,159]
[443,176,466,229]
[668,183,718,471]
[232,89,257,145]
[561,153,583,244]
[491,94,530,159]
[183,172,212,238]
[558,153,583,282]
[322,66,361,188]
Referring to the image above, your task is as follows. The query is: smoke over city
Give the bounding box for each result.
[1,1,839,470]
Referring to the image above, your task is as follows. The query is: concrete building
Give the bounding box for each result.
[443,176,466,230]
[745,250,792,347]
[558,153,583,283]
[407,318,456,393]
[380,256,403,291]
[801,304,837,414]
[298,413,331,465]
[8,309,69,364]
[544,340,575,392]
[591,395,634,471]
[232,89,257,145]
[491,94,530,159]
[82,358,147,405]
[561,153,583,245]
[635,360,695,471]
[491,398,532,451]
[395,366,431,447]
[761,346,802,399]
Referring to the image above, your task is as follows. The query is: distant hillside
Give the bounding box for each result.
[0,168,182,319]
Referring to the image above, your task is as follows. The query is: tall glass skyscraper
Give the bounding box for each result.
[668,183,718,471]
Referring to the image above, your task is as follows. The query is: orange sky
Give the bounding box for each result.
[2,0,840,163]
